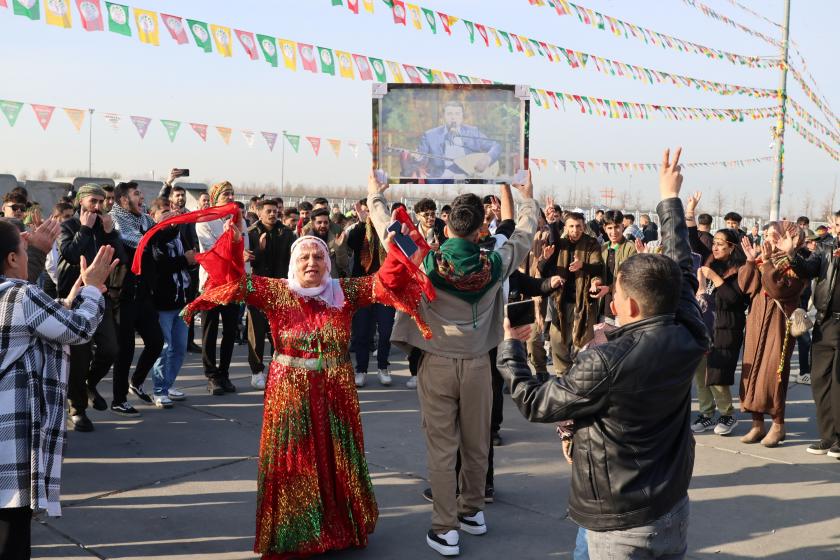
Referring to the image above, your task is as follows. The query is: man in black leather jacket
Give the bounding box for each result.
[497,148,708,559]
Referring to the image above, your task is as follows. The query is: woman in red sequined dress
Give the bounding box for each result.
[173,177,433,559]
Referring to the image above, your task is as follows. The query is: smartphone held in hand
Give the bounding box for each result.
[506,299,536,328]
[387,221,418,258]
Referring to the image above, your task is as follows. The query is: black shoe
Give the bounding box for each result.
[220,378,236,393]
[207,379,225,396]
[828,445,840,459]
[806,440,835,455]
[187,342,202,354]
[484,486,495,503]
[421,488,434,503]
[110,402,141,416]
[69,413,94,432]
[491,431,503,447]
[87,387,107,411]
[129,383,153,404]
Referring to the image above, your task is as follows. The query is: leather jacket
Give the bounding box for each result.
[497,197,709,531]
[799,238,839,324]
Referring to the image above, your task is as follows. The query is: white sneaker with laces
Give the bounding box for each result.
[377,369,392,386]
[167,388,186,401]
[354,372,366,388]
[690,414,715,433]
[714,415,736,435]
[426,529,459,556]
[797,373,811,385]
[251,373,266,390]
[406,376,418,390]
[153,394,173,409]
[459,510,487,536]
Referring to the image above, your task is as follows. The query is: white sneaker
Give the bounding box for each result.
[153,394,173,409]
[406,376,418,390]
[797,373,811,385]
[251,373,266,390]
[354,372,366,388]
[458,510,487,536]
[377,369,392,386]
[167,388,186,401]
[426,529,459,556]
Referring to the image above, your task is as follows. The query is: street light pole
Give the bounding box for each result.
[770,0,791,221]
[88,108,95,176]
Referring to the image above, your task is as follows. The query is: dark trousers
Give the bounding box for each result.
[797,331,812,374]
[811,317,840,443]
[490,346,504,434]
[350,304,396,372]
[0,507,31,560]
[68,301,118,416]
[247,306,273,374]
[113,297,164,403]
[202,304,239,381]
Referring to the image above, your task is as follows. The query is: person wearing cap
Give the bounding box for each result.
[57,183,127,432]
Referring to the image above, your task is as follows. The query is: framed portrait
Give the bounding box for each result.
[372,83,530,184]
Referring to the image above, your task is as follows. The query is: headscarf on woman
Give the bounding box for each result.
[286,235,345,309]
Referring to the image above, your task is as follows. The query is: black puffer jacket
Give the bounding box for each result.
[497,197,708,531]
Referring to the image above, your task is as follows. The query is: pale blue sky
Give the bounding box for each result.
[0,0,837,215]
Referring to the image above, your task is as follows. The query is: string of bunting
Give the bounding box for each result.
[787,98,840,147]
[0,0,782,123]
[721,0,783,31]
[527,155,773,173]
[522,0,778,69]
[784,115,840,162]
[679,0,781,48]
[788,65,840,135]
[335,0,777,99]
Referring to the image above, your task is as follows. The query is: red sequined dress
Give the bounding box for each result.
[182,228,432,559]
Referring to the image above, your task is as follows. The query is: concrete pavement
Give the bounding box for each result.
[32,344,840,559]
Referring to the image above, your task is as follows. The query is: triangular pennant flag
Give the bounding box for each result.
[438,11,452,34]
[63,108,85,131]
[347,140,360,158]
[431,69,445,83]
[241,130,255,147]
[306,136,321,156]
[257,34,278,66]
[45,0,72,28]
[392,0,406,24]
[415,66,434,83]
[330,0,342,5]
[130,115,150,138]
[261,131,277,151]
[369,57,387,82]
[235,29,258,60]
[187,19,212,53]
[76,0,103,31]
[210,24,233,57]
[422,7,436,33]
[498,30,512,51]
[102,112,121,129]
[407,4,422,29]
[347,0,359,13]
[463,20,475,43]
[299,43,318,72]
[328,138,342,157]
[284,132,301,152]
[318,47,335,75]
[190,123,207,141]
[387,60,404,83]
[104,2,131,35]
[475,23,489,46]
[353,54,373,80]
[160,119,181,142]
[134,8,159,46]
[279,39,297,70]
[12,0,40,20]
[403,64,422,83]
[444,71,459,84]
[216,126,232,145]
[336,51,354,79]
[31,104,56,130]
[161,13,187,43]
[0,100,24,126]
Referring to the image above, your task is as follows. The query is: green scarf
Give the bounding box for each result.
[424,237,502,304]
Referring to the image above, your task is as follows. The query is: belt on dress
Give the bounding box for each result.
[272,352,342,371]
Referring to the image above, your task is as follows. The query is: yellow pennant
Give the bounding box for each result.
[216,126,233,145]
[386,61,404,83]
[362,0,374,13]
[45,0,72,28]
[63,108,85,131]
[210,24,233,57]
[489,28,502,47]
[328,139,342,157]
[431,70,445,83]
[336,51,355,79]
[278,39,297,70]
[134,8,159,46]
[407,4,422,30]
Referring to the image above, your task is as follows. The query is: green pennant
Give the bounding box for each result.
[0,100,24,126]
[458,74,470,84]
[160,119,181,142]
[318,47,335,75]
[498,30,512,52]
[187,19,212,53]
[331,0,343,5]
[369,57,387,82]
[105,2,131,36]
[422,8,436,33]
[381,0,394,6]
[530,39,544,56]
[463,20,475,43]
[284,133,301,152]
[415,66,434,83]
[12,0,40,20]
[579,53,589,67]
[256,34,278,66]
[530,89,542,107]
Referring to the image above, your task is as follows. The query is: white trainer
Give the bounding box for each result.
[251,373,266,390]
[354,372,366,388]
[458,510,487,536]
[153,394,173,409]
[167,388,186,401]
[426,529,459,556]
[377,369,392,386]
[406,376,418,390]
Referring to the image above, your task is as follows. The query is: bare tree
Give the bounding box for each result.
[802,191,814,220]
[712,189,726,217]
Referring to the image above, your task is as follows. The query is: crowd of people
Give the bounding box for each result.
[1,150,839,560]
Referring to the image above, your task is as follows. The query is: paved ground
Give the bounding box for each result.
[32,341,840,560]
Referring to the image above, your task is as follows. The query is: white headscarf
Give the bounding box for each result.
[286,235,345,309]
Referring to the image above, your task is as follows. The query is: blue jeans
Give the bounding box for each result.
[350,304,395,372]
[152,309,188,395]
[586,496,690,560]
[574,527,589,560]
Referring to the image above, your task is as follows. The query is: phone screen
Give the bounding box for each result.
[506,299,536,327]
[387,221,418,258]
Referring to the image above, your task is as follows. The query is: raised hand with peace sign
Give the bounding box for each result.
[659,147,683,200]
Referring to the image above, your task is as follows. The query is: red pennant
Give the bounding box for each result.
[298,43,318,72]
[353,54,373,80]
[512,34,524,52]
[161,13,188,44]
[437,12,451,34]
[347,0,359,14]
[31,104,55,130]
[475,23,489,46]
[75,0,103,31]
[392,0,406,24]
[402,64,422,83]
[190,123,208,141]
[306,136,321,156]
[235,29,258,60]
[444,71,459,84]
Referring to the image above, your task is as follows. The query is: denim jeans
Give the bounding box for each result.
[587,496,690,560]
[574,527,589,560]
[152,309,188,395]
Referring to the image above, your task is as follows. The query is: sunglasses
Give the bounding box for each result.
[6,204,25,212]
